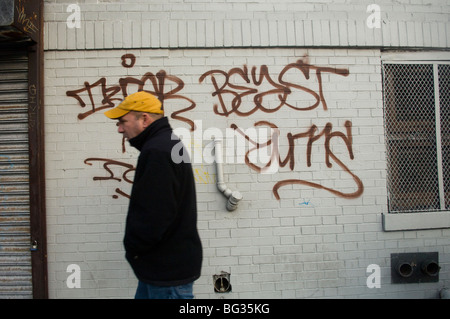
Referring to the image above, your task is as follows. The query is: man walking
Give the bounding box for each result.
[104,91,202,299]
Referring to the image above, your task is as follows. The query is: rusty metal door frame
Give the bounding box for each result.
[27,0,48,299]
[1,0,48,299]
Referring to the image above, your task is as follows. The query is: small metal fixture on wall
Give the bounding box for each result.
[213,271,232,293]
[391,252,440,284]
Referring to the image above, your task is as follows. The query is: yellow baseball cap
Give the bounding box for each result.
[104,91,163,119]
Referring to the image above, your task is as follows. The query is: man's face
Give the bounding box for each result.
[117,112,146,140]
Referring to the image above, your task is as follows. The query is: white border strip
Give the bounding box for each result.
[382,211,450,231]
[381,51,450,62]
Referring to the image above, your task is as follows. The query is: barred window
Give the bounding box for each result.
[382,63,449,213]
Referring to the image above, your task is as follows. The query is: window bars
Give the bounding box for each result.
[382,63,449,213]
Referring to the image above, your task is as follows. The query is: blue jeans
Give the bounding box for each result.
[134,281,194,299]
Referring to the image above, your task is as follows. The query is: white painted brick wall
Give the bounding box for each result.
[43,0,450,50]
[44,46,450,299]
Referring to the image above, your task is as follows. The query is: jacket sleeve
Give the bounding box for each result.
[126,148,180,253]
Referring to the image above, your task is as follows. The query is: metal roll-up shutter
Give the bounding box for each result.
[0,50,32,298]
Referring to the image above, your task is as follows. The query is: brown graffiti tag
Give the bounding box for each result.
[199,58,349,117]
[232,120,363,200]
[70,55,363,201]
[84,158,135,199]
[66,54,197,131]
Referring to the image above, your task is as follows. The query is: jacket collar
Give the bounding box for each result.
[129,116,170,151]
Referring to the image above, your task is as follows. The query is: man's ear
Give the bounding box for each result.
[141,113,154,128]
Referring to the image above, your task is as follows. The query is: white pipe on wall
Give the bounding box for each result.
[213,137,242,211]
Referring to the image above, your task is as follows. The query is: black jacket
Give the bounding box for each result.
[124,116,202,286]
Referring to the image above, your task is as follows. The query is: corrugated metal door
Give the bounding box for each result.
[0,50,32,298]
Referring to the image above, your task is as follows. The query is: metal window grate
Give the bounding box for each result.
[382,63,449,213]
[439,65,450,210]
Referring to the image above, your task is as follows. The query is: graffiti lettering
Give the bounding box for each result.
[194,166,216,184]
[66,77,121,120]
[66,54,197,131]
[16,5,38,34]
[232,120,363,199]
[84,158,135,199]
[69,55,363,201]
[121,54,136,68]
[299,199,314,207]
[199,57,349,117]
[83,157,216,199]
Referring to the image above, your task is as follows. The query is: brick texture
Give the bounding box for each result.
[44,0,450,50]
[42,0,450,299]
[44,46,450,298]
